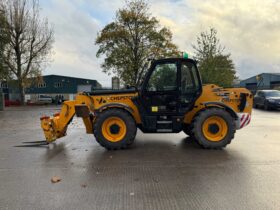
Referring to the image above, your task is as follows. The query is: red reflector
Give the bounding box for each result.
[53,112,60,117]
[40,116,50,120]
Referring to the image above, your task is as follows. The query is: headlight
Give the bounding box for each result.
[268,99,275,103]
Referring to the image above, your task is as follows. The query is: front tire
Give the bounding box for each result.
[94,109,137,150]
[191,108,236,149]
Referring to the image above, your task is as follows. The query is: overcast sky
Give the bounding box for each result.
[40,0,280,87]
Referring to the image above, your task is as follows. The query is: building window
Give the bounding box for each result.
[54,82,62,88]
[38,82,46,88]
[1,83,8,88]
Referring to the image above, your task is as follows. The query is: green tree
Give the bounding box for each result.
[0,0,54,104]
[148,64,177,91]
[95,0,179,87]
[192,28,236,87]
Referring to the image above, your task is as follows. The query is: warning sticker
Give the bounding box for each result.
[151,106,158,112]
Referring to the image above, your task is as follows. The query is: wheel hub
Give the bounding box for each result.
[101,117,127,142]
[110,124,120,134]
[202,116,228,142]
[208,123,220,134]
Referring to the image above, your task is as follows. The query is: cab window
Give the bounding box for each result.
[147,63,177,91]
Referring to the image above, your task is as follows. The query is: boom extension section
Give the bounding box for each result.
[40,95,95,143]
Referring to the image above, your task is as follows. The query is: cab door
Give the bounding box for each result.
[141,60,179,114]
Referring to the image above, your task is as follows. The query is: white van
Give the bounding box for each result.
[38,95,52,104]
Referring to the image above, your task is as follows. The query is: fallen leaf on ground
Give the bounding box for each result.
[51,176,61,183]
[152,178,159,183]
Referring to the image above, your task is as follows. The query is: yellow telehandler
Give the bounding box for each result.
[40,58,253,149]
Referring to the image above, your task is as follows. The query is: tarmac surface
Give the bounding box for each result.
[0,106,280,210]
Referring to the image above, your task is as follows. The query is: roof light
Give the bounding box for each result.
[183,52,188,59]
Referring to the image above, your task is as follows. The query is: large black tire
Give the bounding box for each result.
[93,109,137,150]
[182,124,194,137]
[191,108,236,149]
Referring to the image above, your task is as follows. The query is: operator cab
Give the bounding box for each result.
[135,58,202,133]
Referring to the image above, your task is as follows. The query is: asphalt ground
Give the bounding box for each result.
[0,106,280,210]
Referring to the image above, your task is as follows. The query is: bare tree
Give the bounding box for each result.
[0,0,54,104]
[0,9,10,80]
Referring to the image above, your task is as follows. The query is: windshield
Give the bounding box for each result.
[265,91,280,97]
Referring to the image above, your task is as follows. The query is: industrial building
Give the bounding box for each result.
[239,73,280,92]
[1,75,102,103]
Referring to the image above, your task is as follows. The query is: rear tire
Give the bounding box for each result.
[94,109,137,150]
[191,108,236,149]
[182,124,194,137]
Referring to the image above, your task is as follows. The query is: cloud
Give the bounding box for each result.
[41,0,280,86]
[41,0,118,87]
[150,0,280,78]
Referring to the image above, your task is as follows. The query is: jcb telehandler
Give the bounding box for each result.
[40,58,253,149]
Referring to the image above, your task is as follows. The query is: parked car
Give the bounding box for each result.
[253,90,280,110]
[37,95,52,104]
